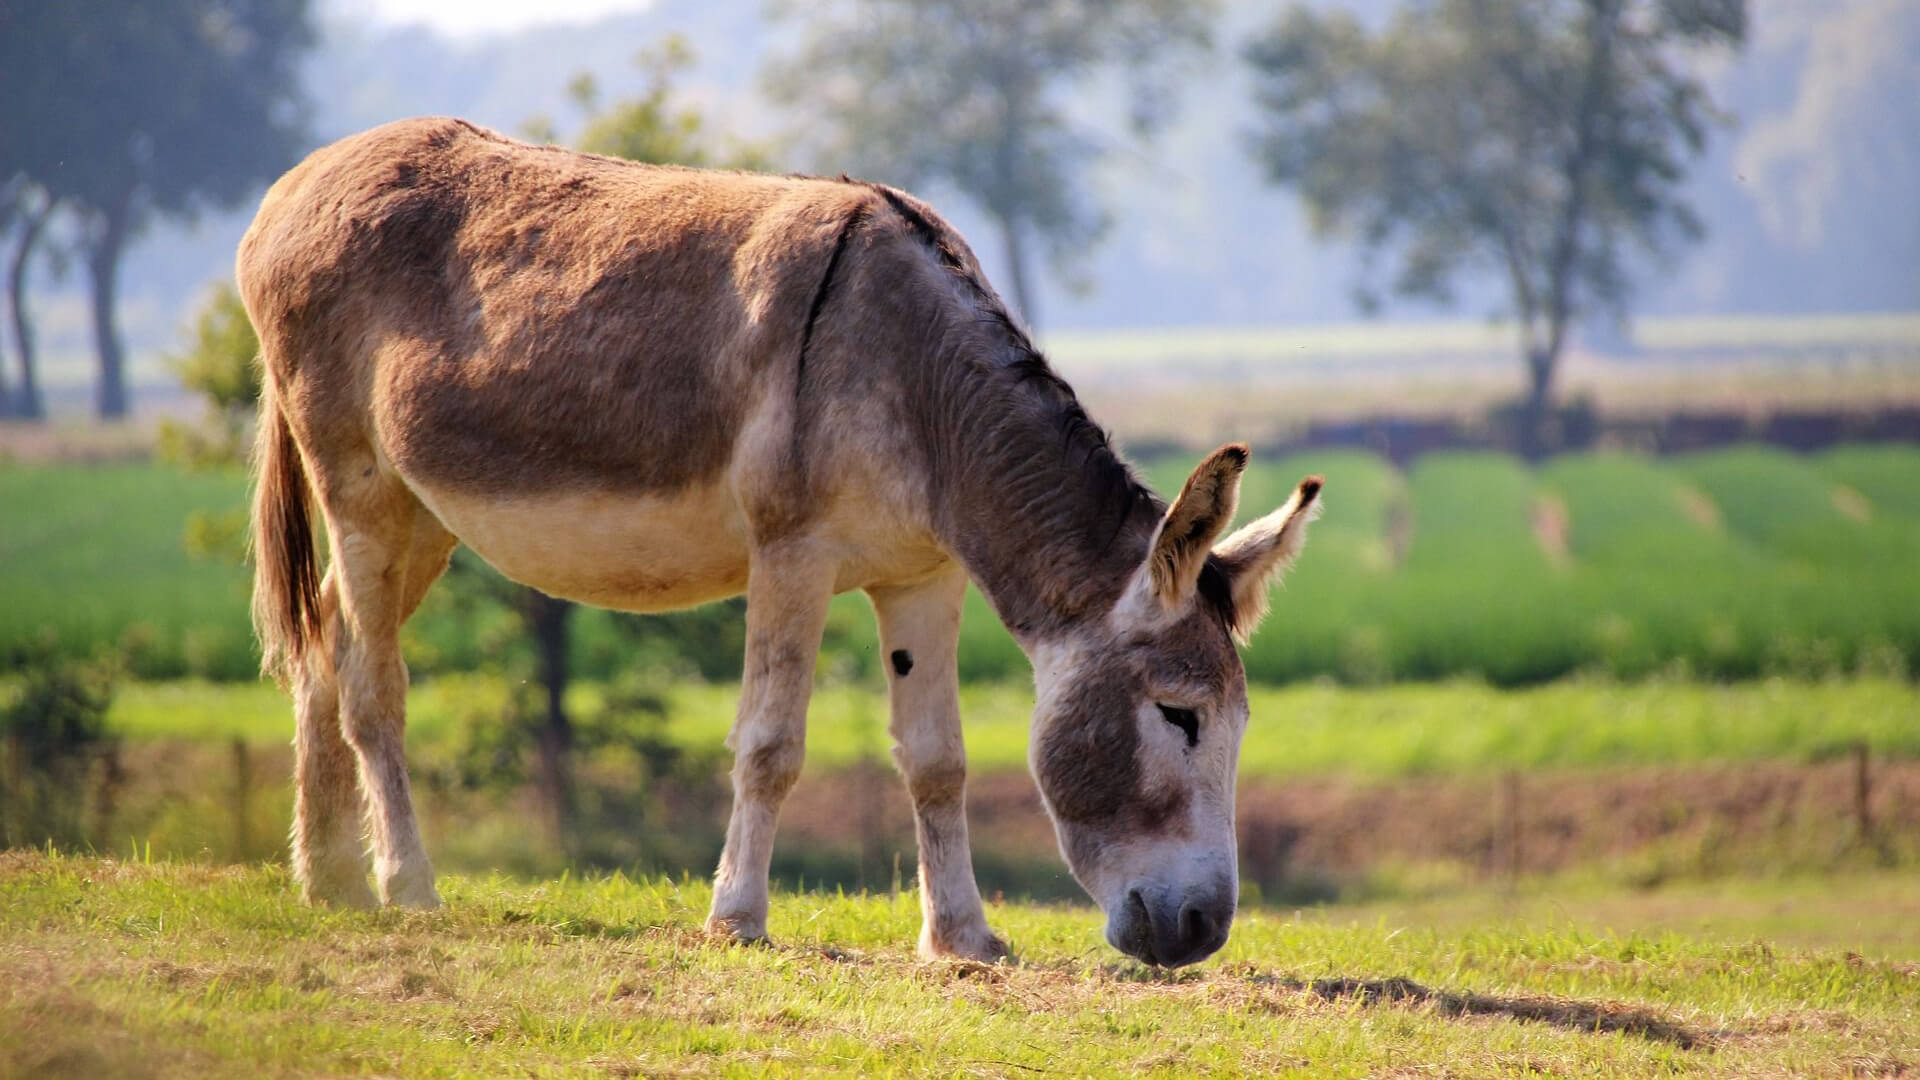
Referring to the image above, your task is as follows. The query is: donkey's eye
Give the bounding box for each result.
[1157,704,1199,748]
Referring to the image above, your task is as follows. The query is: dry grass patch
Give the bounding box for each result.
[2,853,1916,1078]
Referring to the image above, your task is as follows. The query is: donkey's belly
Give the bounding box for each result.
[407,480,751,612]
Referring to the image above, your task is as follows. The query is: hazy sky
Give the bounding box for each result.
[349,0,654,36]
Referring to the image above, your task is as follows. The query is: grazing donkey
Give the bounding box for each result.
[240,118,1320,968]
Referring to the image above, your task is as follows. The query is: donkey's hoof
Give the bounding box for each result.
[921,924,1011,965]
[379,868,443,910]
[299,870,379,911]
[705,914,771,946]
[387,888,443,910]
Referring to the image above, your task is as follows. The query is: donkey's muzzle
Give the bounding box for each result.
[1111,884,1233,968]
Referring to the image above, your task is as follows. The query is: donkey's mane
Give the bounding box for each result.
[871,184,1239,634]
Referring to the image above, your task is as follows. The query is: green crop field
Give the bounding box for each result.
[7,443,1920,685]
[1205,443,1920,685]
[0,465,259,680]
[4,852,1916,1078]
[104,676,1920,781]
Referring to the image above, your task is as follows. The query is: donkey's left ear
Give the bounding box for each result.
[1213,475,1322,642]
[1145,444,1250,609]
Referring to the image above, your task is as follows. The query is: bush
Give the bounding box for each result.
[0,641,118,849]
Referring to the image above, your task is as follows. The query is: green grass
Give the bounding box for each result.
[1818,444,1920,521]
[0,463,256,679]
[9,444,1920,686]
[108,676,1920,780]
[1229,445,1920,684]
[3,852,1915,1078]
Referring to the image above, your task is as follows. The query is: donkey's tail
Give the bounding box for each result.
[251,376,324,685]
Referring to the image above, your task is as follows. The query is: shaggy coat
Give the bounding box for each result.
[241,117,1319,966]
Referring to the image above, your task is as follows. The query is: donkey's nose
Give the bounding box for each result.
[1159,897,1231,967]
[1177,901,1228,958]
[1116,887,1233,967]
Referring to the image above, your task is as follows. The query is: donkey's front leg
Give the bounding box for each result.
[707,543,835,944]
[869,569,1008,963]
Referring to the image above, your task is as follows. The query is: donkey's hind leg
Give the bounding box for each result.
[290,572,376,908]
[322,475,453,908]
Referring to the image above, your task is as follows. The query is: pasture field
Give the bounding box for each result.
[106,676,1920,780]
[4,852,1917,1078]
[7,442,1920,685]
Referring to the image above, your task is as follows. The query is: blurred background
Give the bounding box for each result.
[1,0,1915,909]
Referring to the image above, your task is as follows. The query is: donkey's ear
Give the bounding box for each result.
[1147,444,1250,609]
[1213,475,1322,642]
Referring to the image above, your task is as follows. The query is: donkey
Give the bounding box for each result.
[239,117,1320,967]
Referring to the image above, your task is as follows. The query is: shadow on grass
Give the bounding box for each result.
[1268,974,1713,1050]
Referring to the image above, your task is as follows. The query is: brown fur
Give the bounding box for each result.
[240,117,1318,964]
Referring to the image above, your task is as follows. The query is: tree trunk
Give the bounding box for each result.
[0,302,11,419]
[524,589,577,845]
[997,214,1038,332]
[5,199,52,421]
[86,188,132,420]
[1518,343,1558,462]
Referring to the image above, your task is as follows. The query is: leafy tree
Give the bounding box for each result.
[160,283,262,561]
[493,40,771,842]
[531,37,776,173]
[162,283,261,470]
[1245,0,1746,457]
[765,0,1216,328]
[0,0,313,418]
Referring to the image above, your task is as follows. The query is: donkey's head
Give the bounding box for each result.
[1028,445,1319,967]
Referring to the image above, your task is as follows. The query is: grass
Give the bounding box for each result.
[107,676,1920,780]
[0,463,257,680]
[3,851,1916,1078]
[9,443,1920,686]
[1230,445,1920,684]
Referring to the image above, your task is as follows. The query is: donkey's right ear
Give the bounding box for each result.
[1144,444,1250,610]
[1212,476,1322,642]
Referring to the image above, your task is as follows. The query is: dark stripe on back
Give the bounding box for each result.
[870,186,968,274]
[797,204,869,385]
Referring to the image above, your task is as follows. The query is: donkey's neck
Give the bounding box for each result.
[918,340,1165,644]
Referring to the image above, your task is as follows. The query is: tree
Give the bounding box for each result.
[159,282,263,563]
[1245,0,1746,457]
[765,0,1215,329]
[530,37,776,174]
[0,0,313,418]
[162,283,261,468]
[503,40,771,843]
[4,191,55,421]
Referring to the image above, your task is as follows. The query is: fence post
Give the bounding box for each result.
[1852,741,1873,847]
[1503,770,1524,888]
[231,738,252,863]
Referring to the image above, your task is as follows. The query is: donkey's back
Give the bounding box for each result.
[240,117,949,622]
[238,116,872,500]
